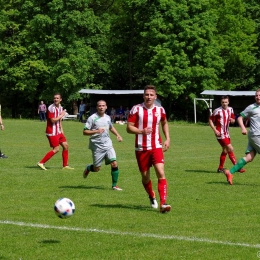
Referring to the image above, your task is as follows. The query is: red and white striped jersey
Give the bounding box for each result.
[128,103,166,151]
[46,104,63,136]
[210,106,235,139]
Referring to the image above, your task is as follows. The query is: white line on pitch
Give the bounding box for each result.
[1,220,260,249]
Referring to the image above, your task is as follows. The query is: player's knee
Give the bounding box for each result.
[111,160,117,168]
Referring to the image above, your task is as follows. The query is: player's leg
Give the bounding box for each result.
[105,148,122,190]
[83,149,103,178]
[226,143,246,173]
[60,134,73,169]
[37,136,59,170]
[217,139,227,172]
[136,150,158,208]
[152,148,171,213]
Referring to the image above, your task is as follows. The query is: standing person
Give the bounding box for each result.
[38,101,47,122]
[37,93,74,170]
[83,100,123,190]
[209,96,245,173]
[126,85,171,213]
[224,89,260,185]
[110,107,116,123]
[118,105,125,121]
[79,100,86,122]
[124,107,130,121]
[0,115,8,158]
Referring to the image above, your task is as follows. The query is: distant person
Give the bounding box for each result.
[118,105,125,121]
[37,93,74,170]
[110,107,116,123]
[83,100,123,191]
[79,100,86,122]
[209,95,245,173]
[38,101,47,122]
[124,107,130,121]
[0,114,8,158]
[126,85,171,213]
[224,89,260,185]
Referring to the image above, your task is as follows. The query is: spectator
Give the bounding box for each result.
[79,100,86,122]
[110,107,116,123]
[118,105,125,121]
[38,101,47,122]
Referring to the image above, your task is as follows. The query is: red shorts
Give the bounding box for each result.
[217,137,231,147]
[135,148,164,173]
[47,133,67,148]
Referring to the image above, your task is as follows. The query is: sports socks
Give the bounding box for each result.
[142,180,154,198]
[228,151,237,165]
[230,158,247,174]
[111,167,119,187]
[62,149,69,167]
[219,152,227,169]
[158,178,167,206]
[87,164,94,171]
[40,150,55,164]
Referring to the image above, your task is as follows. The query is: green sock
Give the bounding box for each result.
[230,158,246,174]
[111,167,119,187]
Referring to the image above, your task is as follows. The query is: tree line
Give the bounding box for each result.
[0,0,259,120]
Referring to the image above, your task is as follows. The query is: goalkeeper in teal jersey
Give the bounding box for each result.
[224,89,260,185]
[82,100,123,190]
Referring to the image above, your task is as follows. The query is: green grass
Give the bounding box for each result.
[1,120,260,259]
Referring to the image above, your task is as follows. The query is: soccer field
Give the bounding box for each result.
[1,119,260,259]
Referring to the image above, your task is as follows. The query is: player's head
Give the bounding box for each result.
[96,100,107,114]
[143,85,157,108]
[255,89,260,105]
[220,95,229,109]
[53,93,62,106]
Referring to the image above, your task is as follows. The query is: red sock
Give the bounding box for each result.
[228,151,237,165]
[219,152,227,169]
[40,150,55,164]
[158,178,167,206]
[142,180,154,198]
[62,149,68,167]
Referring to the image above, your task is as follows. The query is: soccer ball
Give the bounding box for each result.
[54,198,75,219]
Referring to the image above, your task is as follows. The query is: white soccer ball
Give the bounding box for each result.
[54,198,75,219]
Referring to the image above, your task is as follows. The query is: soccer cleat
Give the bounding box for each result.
[83,165,90,178]
[62,166,74,170]
[149,196,158,209]
[37,162,47,170]
[217,168,225,173]
[0,153,8,159]
[160,204,171,213]
[238,168,246,173]
[112,186,123,191]
[224,169,233,185]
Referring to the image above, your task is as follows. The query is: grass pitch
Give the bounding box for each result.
[0,119,260,259]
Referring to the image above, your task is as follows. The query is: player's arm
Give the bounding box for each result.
[126,122,152,135]
[110,126,123,142]
[161,119,170,151]
[237,115,247,135]
[83,127,104,136]
[208,117,220,136]
[0,115,4,130]
[49,110,67,123]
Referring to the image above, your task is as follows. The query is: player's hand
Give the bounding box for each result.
[241,128,247,135]
[142,127,152,135]
[214,130,220,137]
[163,140,170,152]
[117,135,123,142]
[97,128,105,134]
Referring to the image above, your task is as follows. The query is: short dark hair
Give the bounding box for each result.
[221,95,229,101]
[144,85,156,92]
[54,93,62,98]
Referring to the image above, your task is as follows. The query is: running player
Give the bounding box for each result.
[37,93,74,170]
[209,95,245,173]
[83,100,123,190]
[126,85,171,213]
[224,89,260,185]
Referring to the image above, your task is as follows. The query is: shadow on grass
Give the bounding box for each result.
[59,185,105,190]
[38,239,60,244]
[91,203,154,212]
[185,169,216,174]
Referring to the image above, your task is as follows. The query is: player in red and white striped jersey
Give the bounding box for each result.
[127,85,171,213]
[209,96,245,173]
[37,93,74,170]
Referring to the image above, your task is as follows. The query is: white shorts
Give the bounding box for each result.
[92,147,117,167]
[246,133,260,154]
